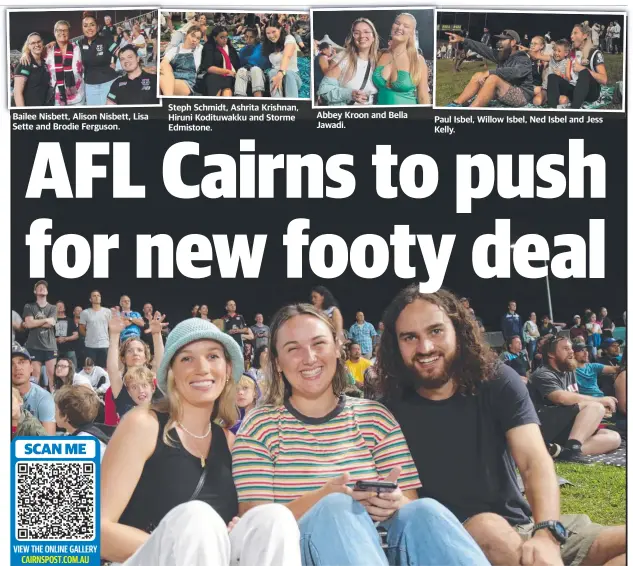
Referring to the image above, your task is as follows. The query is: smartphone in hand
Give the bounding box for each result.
[354,480,397,494]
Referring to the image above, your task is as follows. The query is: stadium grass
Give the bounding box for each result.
[434,54,624,107]
[556,462,625,526]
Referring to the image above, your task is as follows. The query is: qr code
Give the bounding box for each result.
[16,461,96,541]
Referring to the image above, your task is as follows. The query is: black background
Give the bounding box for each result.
[10,105,627,331]
[312,9,435,59]
[436,11,625,45]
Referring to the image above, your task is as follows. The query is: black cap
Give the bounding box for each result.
[494,29,521,44]
[572,343,588,352]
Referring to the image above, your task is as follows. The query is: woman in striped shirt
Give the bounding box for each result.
[232,303,489,565]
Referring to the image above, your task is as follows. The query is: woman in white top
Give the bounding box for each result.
[262,18,301,98]
[160,26,204,96]
[318,18,379,106]
[74,357,110,394]
[131,24,147,59]
[522,312,540,362]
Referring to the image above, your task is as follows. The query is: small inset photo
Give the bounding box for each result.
[159,11,311,99]
[435,10,625,111]
[8,8,160,108]
[311,7,434,108]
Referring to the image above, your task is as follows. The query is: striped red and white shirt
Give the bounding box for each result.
[232,395,421,503]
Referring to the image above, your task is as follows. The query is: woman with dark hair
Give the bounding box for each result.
[101,318,300,565]
[199,305,210,321]
[202,26,241,96]
[81,13,119,105]
[310,285,345,344]
[547,23,607,109]
[262,18,301,98]
[52,356,76,391]
[160,26,204,96]
[232,303,488,565]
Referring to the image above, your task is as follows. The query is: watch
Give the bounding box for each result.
[277,70,286,76]
[532,521,568,544]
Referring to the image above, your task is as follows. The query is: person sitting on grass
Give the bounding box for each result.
[55,385,109,461]
[530,336,621,463]
[445,29,533,108]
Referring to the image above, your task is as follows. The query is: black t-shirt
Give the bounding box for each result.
[107,71,157,105]
[81,36,119,84]
[222,314,248,346]
[55,316,79,354]
[100,25,117,44]
[539,323,558,337]
[383,364,538,525]
[14,60,50,106]
[114,384,164,419]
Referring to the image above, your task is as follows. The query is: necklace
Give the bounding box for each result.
[177,422,212,468]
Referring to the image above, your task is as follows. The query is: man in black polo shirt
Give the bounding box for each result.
[100,15,117,44]
[377,285,625,566]
[13,33,51,106]
[107,45,158,106]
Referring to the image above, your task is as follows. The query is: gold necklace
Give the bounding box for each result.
[177,422,212,468]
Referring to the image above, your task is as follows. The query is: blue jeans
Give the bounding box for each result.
[298,493,490,565]
[85,78,117,106]
[267,69,302,98]
[526,340,537,362]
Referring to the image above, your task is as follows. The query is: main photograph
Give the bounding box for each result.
[10,105,626,563]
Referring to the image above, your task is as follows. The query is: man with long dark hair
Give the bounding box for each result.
[377,285,625,566]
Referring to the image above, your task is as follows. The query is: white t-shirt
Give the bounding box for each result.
[612,23,621,38]
[163,45,203,71]
[79,308,112,349]
[133,34,146,57]
[74,366,110,394]
[269,34,298,73]
[334,54,377,100]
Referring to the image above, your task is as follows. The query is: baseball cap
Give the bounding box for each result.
[33,280,48,292]
[572,342,588,352]
[602,338,624,348]
[573,314,581,319]
[494,29,521,44]
[12,342,32,360]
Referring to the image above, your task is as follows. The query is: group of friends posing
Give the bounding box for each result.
[314,12,431,106]
[12,282,625,565]
[13,13,157,107]
[160,13,307,99]
[446,22,609,109]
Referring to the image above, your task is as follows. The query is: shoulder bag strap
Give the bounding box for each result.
[189,465,208,501]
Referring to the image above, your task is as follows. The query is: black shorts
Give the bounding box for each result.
[30,349,57,363]
[537,404,580,445]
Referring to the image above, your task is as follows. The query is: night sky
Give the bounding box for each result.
[312,9,435,61]
[436,11,625,45]
[8,9,156,51]
[10,104,627,332]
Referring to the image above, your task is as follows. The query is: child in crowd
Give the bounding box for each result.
[230,373,260,434]
[533,39,576,106]
[123,366,156,408]
[12,386,46,438]
[55,386,109,461]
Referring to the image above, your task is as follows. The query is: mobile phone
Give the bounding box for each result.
[354,480,397,493]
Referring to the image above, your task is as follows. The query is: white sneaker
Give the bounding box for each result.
[557,103,571,109]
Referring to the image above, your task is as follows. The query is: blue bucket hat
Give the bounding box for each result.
[156,318,245,394]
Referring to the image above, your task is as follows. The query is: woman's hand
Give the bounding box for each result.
[108,310,127,336]
[573,59,585,73]
[351,90,368,103]
[271,71,284,93]
[321,472,353,497]
[149,312,166,335]
[19,52,31,66]
[225,68,236,77]
[227,516,240,533]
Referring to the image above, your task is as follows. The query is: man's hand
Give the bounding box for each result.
[358,467,408,522]
[321,472,353,497]
[520,532,563,566]
[445,32,465,44]
[476,70,490,85]
[598,397,617,413]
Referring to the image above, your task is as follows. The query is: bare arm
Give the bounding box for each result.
[101,408,158,562]
[149,313,167,370]
[24,316,53,329]
[107,316,126,398]
[318,55,329,74]
[547,389,609,407]
[589,62,608,85]
[65,331,79,343]
[41,421,56,435]
[332,308,345,345]
[130,317,145,328]
[13,76,27,106]
[79,323,87,337]
[243,327,254,341]
[508,423,560,526]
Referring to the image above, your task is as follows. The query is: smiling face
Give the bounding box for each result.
[390,14,415,46]
[170,339,231,407]
[352,21,374,51]
[54,23,70,44]
[553,44,568,62]
[255,313,264,325]
[551,339,576,371]
[310,291,324,309]
[574,348,589,364]
[395,299,457,390]
[119,48,140,73]
[266,25,281,44]
[27,34,43,57]
[274,314,340,401]
[82,17,98,39]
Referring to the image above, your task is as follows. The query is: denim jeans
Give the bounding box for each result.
[85,78,117,106]
[526,340,537,362]
[267,69,302,98]
[298,493,490,565]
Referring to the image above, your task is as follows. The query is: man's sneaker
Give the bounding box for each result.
[548,443,562,458]
[557,448,593,464]
[557,103,571,109]
[446,101,462,107]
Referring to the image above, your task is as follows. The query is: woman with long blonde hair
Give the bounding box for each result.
[13,32,50,106]
[317,17,380,106]
[232,303,489,564]
[373,13,430,105]
[101,318,299,565]
[546,23,607,109]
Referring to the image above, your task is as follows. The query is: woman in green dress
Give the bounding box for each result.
[373,13,430,105]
